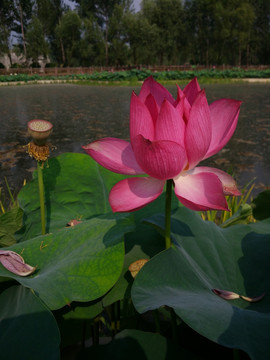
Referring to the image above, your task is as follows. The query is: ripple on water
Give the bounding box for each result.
[0,82,269,196]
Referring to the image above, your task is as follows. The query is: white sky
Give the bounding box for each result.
[133,0,142,12]
[66,0,142,12]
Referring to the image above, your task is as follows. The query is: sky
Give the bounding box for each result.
[66,0,142,12]
[133,0,142,12]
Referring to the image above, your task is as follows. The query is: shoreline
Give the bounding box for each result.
[1,78,270,87]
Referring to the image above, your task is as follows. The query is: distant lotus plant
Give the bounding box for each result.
[83,77,241,247]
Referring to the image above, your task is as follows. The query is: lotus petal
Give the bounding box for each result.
[133,135,187,180]
[175,87,190,123]
[155,99,186,148]
[109,177,165,212]
[130,92,155,143]
[144,93,159,126]
[191,167,241,196]
[138,76,175,107]
[212,288,240,300]
[0,250,36,276]
[240,293,265,303]
[205,99,242,159]
[83,138,144,175]
[212,289,265,303]
[174,170,229,211]
[183,77,201,106]
[185,90,212,169]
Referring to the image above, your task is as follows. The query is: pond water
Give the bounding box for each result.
[0,82,270,197]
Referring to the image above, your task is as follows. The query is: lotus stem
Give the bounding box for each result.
[165,179,173,249]
[37,161,46,235]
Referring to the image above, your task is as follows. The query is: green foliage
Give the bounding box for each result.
[201,179,256,226]
[0,207,23,247]
[26,16,48,63]
[1,0,269,67]
[252,190,270,220]
[132,207,270,360]
[1,68,270,84]
[0,215,132,309]
[17,153,127,241]
[0,285,60,360]
[55,10,82,66]
[0,151,270,358]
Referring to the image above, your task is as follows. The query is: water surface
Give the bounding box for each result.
[0,82,269,196]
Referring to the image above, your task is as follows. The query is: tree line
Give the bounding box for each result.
[0,0,269,68]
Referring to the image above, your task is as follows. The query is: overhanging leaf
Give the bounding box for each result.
[132,207,270,360]
[17,152,180,243]
[17,153,128,241]
[0,215,133,309]
[0,285,60,360]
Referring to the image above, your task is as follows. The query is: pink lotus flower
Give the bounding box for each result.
[83,77,241,212]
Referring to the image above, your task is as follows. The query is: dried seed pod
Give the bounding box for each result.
[28,119,53,146]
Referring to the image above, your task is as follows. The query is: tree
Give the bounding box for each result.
[26,16,48,64]
[13,0,34,62]
[35,0,70,65]
[249,0,270,64]
[141,0,186,65]
[124,11,159,65]
[55,10,81,66]
[75,0,133,65]
[184,0,216,65]
[0,0,16,66]
[79,16,105,66]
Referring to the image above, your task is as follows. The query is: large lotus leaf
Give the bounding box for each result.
[0,215,133,309]
[79,329,197,360]
[17,152,179,242]
[0,207,23,247]
[132,207,270,360]
[17,153,128,241]
[0,285,60,360]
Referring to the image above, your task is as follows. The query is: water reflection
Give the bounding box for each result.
[0,82,269,195]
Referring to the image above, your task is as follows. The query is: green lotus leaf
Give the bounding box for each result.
[132,207,270,360]
[17,153,127,241]
[17,153,180,243]
[0,215,133,309]
[0,285,60,360]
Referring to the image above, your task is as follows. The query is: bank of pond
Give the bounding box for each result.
[1,68,270,85]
